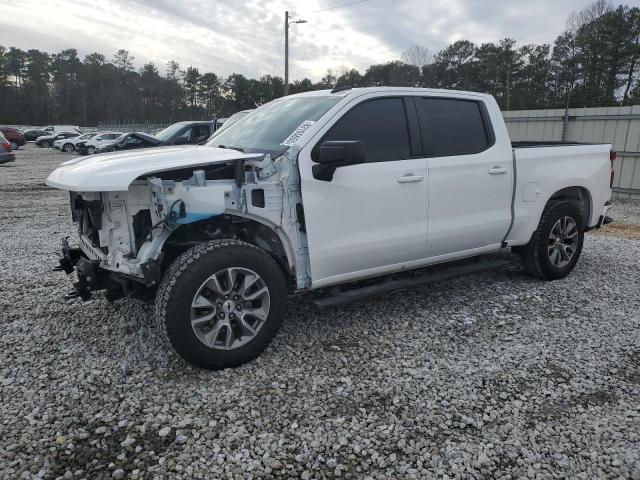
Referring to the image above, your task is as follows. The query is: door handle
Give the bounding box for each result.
[397,174,424,183]
[488,166,508,175]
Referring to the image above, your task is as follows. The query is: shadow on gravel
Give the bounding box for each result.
[48,420,175,478]
[618,349,640,384]
[526,390,619,427]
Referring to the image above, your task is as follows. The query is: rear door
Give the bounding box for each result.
[415,96,512,256]
[298,95,429,286]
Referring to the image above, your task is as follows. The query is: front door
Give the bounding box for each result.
[298,96,429,286]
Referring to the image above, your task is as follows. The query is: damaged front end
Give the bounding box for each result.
[50,147,311,301]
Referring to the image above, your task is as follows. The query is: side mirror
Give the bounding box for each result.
[312,140,365,181]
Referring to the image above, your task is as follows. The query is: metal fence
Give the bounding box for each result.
[96,122,171,134]
[503,106,640,198]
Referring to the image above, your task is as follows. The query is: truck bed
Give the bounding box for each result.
[506,142,612,246]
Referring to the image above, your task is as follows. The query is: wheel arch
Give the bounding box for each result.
[158,213,296,285]
[511,185,592,250]
[545,186,592,228]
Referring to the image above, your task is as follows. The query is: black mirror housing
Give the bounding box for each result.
[313,140,365,181]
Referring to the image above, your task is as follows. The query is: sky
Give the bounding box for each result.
[2,0,639,81]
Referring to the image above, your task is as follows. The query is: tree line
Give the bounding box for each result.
[0,1,638,126]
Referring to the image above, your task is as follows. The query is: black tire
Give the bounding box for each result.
[155,239,287,370]
[62,143,74,152]
[521,201,584,280]
[41,141,49,148]
[87,146,96,155]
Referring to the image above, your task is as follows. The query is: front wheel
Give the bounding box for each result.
[155,240,287,370]
[41,141,50,148]
[87,146,96,155]
[521,201,584,280]
[62,143,74,152]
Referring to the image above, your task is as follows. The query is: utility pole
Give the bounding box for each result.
[284,11,306,96]
[506,66,511,111]
[284,11,289,95]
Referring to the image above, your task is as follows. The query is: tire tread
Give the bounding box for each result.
[521,201,583,280]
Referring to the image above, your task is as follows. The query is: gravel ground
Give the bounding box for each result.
[1,144,639,480]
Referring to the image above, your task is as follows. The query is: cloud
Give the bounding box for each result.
[0,0,622,80]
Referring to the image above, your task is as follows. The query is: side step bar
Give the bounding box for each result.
[312,259,513,309]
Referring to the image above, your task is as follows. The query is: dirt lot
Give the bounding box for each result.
[1,144,639,479]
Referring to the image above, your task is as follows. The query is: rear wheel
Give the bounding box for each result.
[155,239,287,370]
[62,143,74,152]
[521,201,584,280]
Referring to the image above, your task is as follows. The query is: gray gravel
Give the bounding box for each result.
[610,196,640,225]
[1,144,639,479]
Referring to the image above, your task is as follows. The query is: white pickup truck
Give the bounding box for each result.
[46,87,614,370]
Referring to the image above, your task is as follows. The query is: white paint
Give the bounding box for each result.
[46,145,261,192]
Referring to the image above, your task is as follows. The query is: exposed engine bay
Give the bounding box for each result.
[62,148,311,299]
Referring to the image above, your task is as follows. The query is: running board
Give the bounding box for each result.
[312,259,513,309]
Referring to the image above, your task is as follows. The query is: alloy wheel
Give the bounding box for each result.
[548,216,578,268]
[190,267,270,350]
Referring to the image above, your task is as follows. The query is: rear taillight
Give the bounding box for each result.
[610,149,616,187]
[1,141,10,149]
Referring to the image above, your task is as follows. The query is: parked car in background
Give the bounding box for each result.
[22,129,47,141]
[43,125,81,134]
[154,120,217,145]
[93,121,216,155]
[53,132,100,152]
[35,131,80,148]
[76,132,122,155]
[0,132,16,164]
[95,132,161,153]
[0,127,26,150]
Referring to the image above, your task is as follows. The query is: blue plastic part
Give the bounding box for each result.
[175,212,222,225]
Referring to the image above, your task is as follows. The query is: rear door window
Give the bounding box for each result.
[321,98,411,163]
[416,98,491,156]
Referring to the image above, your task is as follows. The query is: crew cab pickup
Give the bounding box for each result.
[46,87,614,370]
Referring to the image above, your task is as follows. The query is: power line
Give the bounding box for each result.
[312,0,373,14]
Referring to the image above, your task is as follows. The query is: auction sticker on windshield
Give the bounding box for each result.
[280,120,316,147]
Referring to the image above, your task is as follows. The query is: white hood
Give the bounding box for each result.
[46,145,262,192]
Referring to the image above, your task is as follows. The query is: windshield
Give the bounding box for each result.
[214,110,251,135]
[155,123,187,141]
[206,96,342,155]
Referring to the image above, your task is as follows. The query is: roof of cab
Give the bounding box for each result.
[289,86,494,101]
